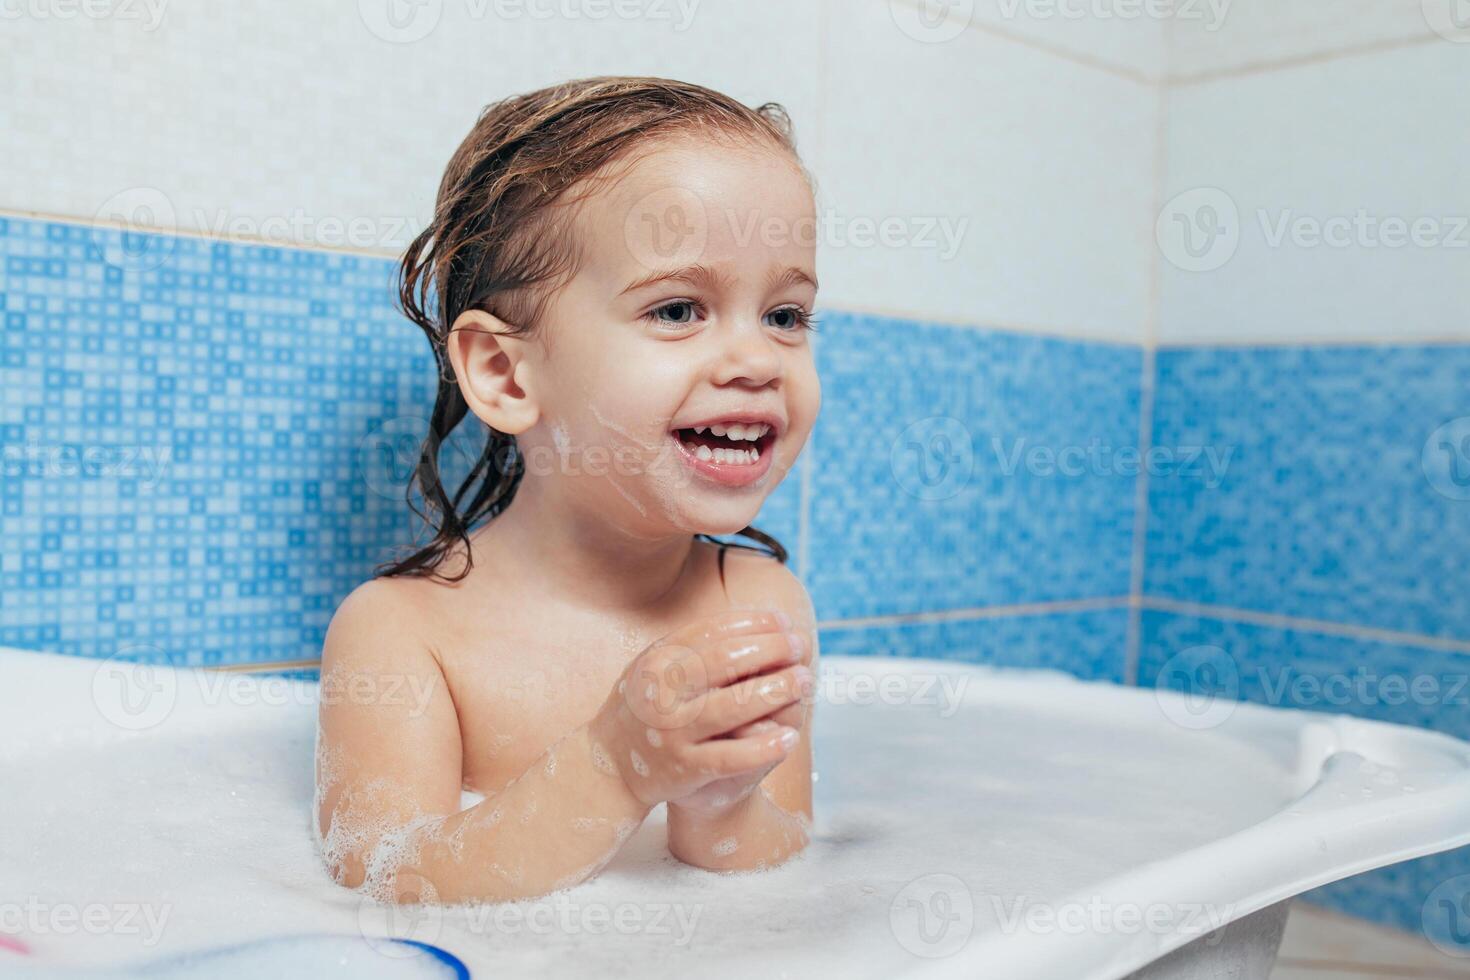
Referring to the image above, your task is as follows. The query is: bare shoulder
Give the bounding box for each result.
[322,574,446,673]
[708,542,818,640]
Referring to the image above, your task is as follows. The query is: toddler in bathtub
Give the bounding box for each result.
[313,76,820,904]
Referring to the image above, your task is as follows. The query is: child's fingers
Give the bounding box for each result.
[629,610,792,710]
[688,663,810,740]
[757,701,806,733]
[699,631,804,689]
[663,608,791,652]
[725,700,804,739]
[724,718,779,739]
[694,725,799,776]
[621,618,796,732]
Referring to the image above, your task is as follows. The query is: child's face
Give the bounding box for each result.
[521,134,820,539]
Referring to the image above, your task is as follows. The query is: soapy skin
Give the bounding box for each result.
[315,131,821,903]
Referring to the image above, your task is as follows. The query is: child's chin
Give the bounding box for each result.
[672,501,764,538]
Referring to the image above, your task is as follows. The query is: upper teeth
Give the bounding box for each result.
[691,422,770,441]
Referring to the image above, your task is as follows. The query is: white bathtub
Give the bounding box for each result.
[2,646,1468,979]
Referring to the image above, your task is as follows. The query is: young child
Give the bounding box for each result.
[314,76,821,905]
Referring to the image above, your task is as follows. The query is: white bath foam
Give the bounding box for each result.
[1,648,1465,980]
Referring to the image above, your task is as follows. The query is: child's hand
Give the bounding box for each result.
[589,609,809,809]
[666,712,806,816]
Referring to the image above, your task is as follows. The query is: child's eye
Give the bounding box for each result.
[765,305,817,333]
[642,300,704,327]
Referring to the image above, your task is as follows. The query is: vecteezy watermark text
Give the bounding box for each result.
[0,899,171,946]
[0,0,167,30]
[3,442,171,488]
[991,437,1235,488]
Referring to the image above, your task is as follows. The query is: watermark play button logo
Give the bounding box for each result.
[1156,187,1240,273]
[91,645,177,732]
[1423,0,1470,42]
[359,0,443,43]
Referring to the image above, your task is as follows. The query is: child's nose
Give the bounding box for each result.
[711,323,783,388]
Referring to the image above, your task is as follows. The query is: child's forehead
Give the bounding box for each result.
[571,134,815,285]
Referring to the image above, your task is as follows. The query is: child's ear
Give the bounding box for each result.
[445,309,540,435]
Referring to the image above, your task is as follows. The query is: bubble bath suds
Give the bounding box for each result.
[3,652,1312,978]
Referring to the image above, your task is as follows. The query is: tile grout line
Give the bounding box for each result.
[1124,72,1170,687]
[1124,354,1157,686]
[170,593,1470,673]
[1165,32,1446,88]
[890,0,1156,86]
[1141,596,1470,657]
[207,658,322,674]
[811,596,1132,630]
[0,205,406,260]
[899,0,1445,92]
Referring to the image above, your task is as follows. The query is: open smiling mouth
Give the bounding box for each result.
[668,421,779,487]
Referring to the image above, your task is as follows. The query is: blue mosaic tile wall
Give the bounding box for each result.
[1146,345,1470,640]
[0,215,1134,675]
[819,607,1130,683]
[0,217,458,664]
[1139,610,1470,936]
[807,312,1141,621]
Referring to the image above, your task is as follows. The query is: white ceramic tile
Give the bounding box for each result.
[818,0,1158,342]
[1167,0,1466,80]
[964,0,1168,79]
[1156,41,1470,346]
[0,0,824,253]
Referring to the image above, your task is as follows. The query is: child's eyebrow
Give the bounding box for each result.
[620,264,818,296]
[766,266,819,293]
[620,264,734,296]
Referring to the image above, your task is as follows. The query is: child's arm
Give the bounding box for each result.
[665,734,814,871]
[666,560,819,871]
[314,580,652,904]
